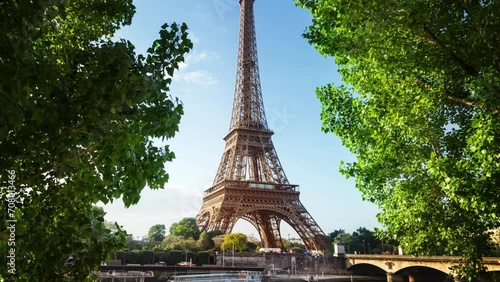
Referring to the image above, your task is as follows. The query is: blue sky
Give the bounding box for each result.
[101,0,380,240]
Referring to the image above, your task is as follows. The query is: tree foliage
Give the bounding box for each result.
[329,227,387,254]
[169,217,201,240]
[283,240,304,250]
[213,235,226,251]
[297,0,500,279]
[148,224,166,242]
[160,235,201,252]
[125,234,142,250]
[0,0,192,280]
[221,233,248,252]
[199,231,215,250]
[161,235,184,251]
[329,229,345,243]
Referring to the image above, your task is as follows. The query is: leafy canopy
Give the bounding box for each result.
[0,0,192,280]
[221,233,248,252]
[160,235,201,252]
[169,217,201,240]
[199,231,215,250]
[297,0,500,279]
[147,224,167,242]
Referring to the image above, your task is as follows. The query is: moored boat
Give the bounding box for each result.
[170,271,262,282]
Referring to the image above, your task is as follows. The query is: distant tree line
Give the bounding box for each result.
[127,219,500,260]
[331,227,500,257]
[329,227,396,254]
[125,218,263,253]
[123,217,308,255]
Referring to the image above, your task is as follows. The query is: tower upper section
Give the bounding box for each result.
[229,0,268,131]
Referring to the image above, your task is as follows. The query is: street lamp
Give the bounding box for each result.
[363,239,366,254]
[232,243,235,267]
[123,250,128,266]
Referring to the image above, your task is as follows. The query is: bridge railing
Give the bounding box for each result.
[347,254,500,264]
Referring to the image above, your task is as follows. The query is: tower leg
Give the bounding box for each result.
[251,213,282,248]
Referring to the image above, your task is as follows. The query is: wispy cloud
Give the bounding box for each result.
[176,51,218,87]
[189,52,209,64]
[189,32,200,44]
[179,51,211,69]
[182,71,217,86]
[165,183,202,197]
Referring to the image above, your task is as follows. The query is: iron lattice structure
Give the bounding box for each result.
[195,0,328,252]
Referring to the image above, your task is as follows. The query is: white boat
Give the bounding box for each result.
[171,271,262,282]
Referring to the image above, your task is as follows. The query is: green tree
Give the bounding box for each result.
[0,0,192,280]
[221,233,248,252]
[330,228,382,254]
[161,235,184,251]
[178,238,201,252]
[213,234,225,251]
[246,233,263,250]
[169,217,201,240]
[125,234,143,251]
[329,229,345,243]
[207,230,224,238]
[352,227,381,254]
[245,241,258,252]
[297,0,499,279]
[199,231,215,250]
[338,233,356,254]
[160,235,200,252]
[148,224,166,242]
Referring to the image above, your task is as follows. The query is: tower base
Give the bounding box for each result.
[196,180,329,252]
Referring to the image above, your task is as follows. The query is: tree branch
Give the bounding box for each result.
[445,95,480,108]
[431,142,441,158]
[423,25,477,76]
[415,75,483,109]
[19,143,99,186]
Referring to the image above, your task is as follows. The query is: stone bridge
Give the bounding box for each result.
[346,254,500,282]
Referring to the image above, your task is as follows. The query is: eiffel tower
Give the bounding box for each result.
[195,0,329,252]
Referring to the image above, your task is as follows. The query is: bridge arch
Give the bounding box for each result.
[395,264,450,275]
[347,255,500,282]
[347,263,386,277]
[346,255,458,276]
[395,266,450,281]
